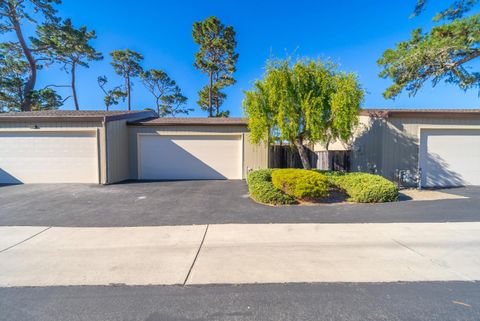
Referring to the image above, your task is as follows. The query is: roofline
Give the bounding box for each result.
[360,109,480,118]
[0,110,155,123]
[128,118,249,126]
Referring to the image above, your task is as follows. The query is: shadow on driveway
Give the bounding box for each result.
[0,181,479,227]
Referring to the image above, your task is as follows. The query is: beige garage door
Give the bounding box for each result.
[419,129,480,187]
[0,131,99,184]
[138,134,243,180]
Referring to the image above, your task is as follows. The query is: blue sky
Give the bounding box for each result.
[10,0,480,115]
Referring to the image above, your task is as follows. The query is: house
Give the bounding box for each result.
[314,109,480,188]
[0,111,268,184]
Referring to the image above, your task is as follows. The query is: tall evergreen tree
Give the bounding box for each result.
[110,49,143,110]
[32,19,103,110]
[192,16,238,117]
[141,69,191,117]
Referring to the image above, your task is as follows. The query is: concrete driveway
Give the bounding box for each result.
[1,181,480,226]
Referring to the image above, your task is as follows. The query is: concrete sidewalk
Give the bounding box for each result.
[1,223,479,287]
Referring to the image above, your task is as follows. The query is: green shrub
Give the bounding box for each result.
[271,169,329,200]
[247,169,296,205]
[325,172,398,203]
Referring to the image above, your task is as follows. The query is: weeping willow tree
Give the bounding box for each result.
[243,58,364,169]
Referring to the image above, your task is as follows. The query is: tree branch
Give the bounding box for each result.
[43,84,71,89]
[61,96,71,103]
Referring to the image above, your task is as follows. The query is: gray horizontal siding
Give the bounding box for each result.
[350,115,480,185]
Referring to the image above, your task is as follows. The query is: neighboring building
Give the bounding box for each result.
[314,109,480,188]
[0,111,268,184]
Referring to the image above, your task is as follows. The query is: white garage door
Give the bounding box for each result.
[0,131,99,184]
[419,129,480,187]
[139,134,243,180]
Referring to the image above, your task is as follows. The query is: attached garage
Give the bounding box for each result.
[138,134,243,180]
[0,110,156,185]
[419,129,480,187]
[129,117,268,181]
[0,130,99,184]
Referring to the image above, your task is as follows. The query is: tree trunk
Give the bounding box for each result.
[9,4,35,111]
[208,71,213,117]
[126,76,131,111]
[71,63,79,110]
[294,139,311,170]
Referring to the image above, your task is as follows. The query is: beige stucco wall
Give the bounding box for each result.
[0,120,107,183]
[343,115,480,185]
[313,115,373,152]
[128,125,268,180]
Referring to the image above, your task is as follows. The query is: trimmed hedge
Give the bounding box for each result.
[247,169,296,205]
[271,169,329,200]
[325,172,399,203]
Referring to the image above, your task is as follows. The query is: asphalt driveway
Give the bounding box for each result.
[1,181,479,227]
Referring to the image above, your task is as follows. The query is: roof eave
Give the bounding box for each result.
[0,110,156,123]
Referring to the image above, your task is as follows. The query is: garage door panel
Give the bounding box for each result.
[139,135,242,180]
[420,129,480,187]
[0,131,99,184]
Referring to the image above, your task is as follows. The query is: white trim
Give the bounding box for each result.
[416,124,480,138]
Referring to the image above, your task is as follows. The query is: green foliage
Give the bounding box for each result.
[97,76,126,111]
[192,16,238,117]
[0,43,63,112]
[243,57,364,169]
[110,49,144,110]
[271,169,329,200]
[0,0,60,34]
[0,43,28,112]
[0,0,61,111]
[32,18,103,110]
[413,0,478,21]
[197,84,228,117]
[247,169,296,205]
[32,19,102,69]
[29,88,63,110]
[378,1,480,98]
[325,172,399,203]
[141,69,191,117]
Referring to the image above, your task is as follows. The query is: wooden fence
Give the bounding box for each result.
[268,145,317,169]
[269,145,350,171]
[316,150,350,171]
